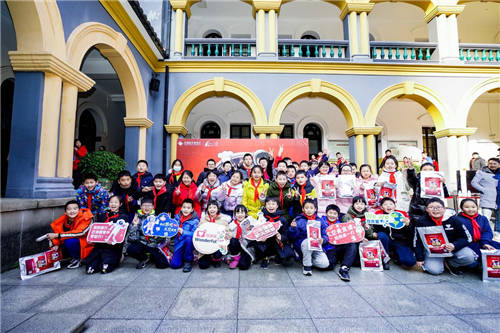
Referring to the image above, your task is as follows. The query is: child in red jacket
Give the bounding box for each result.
[172,170,201,217]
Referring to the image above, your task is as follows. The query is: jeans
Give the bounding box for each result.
[126,242,169,268]
[62,238,81,259]
[325,243,357,269]
[377,232,416,267]
[424,247,477,275]
[300,239,329,269]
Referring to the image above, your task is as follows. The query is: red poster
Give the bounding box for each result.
[486,255,500,278]
[19,249,63,280]
[326,221,365,245]
[362,247,380,268]
[423,233,449,254]
[177,139,309,178]
[320,179,336,198]
[87,222,129,245]
[245,222,281,242]
[307,220,322,251]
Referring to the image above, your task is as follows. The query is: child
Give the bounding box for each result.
[357,164,378,212]
[321,204,358,282]
[239,153,254,180]
[75,173,109,216]
[259,156,273,181]
[286,165,297,186]
[196,159,219,186]
[125,198,169,269]
[110,170,141,221]
[292,170,317,218]
[86,195,128,274]
[266,171,294,221]
[456,199,500,259]
[255,197,295,268]
[132,160,154,194]
[47,200,93,269]
[377,156,411,212]
[227,205,257,270]
[198,201,231,269]
[218,161,234,184]
[311,161,335,217]
[171,199,199,272]
[274,160,288,179]
[336,164,359,214]
[166,159,184,190]
[342,196,374,240]
[414,198,475,276]
[213,171,244,216]
[172,170,201,217]
[196,170,221,211]
[147,173,171,215]
[374,197,416,270]
[241,166,269,218]
[288,199,330,276]
[299,160,310,173]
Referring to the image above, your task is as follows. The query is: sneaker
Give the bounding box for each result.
[101,264,109,274]
[212,258,222,268]
[444,260,463,276]
[86,266,95,274]
[261,257,269,269]
[338,266,350,282]
[182,262,192,273]
[229,255,240,269]
[303,266,312,276]
[67,259,81,269]
[383,261,390,270]
[136,258,150,269]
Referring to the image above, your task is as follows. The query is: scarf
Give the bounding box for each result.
[431,216,443,226]
[327,218,339,226]
[63,217,75,231]
[105,211,119,223]
[460,213,481,242]
[206,183,218,202]
[153,186,167,210]
[169,170,183,185]
[243,166,252,178]
[180,182,193,199]
[306,214,317,221]
[385,170,397,184]
[250,178,262,202]
[265,214,281,222]
[208,214,218,223]
[227,184,237,197]
[299,183,306,203]
[178,213,192,238]
[136,172,144,187]
[233,219,242,239]
[87,193,93,212]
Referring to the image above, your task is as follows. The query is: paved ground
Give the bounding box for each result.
[1,257,499,333]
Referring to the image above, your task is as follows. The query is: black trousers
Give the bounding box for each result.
[325,243,358,270]
[126,242,169,268]
[85,244,122,272]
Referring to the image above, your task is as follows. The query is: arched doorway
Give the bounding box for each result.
[200,121,221,138]
[1,78,14,196]
[304,123,322,155]
[78,110,97,152]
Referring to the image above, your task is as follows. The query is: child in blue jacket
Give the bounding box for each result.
[171,198,199,272]
[288,199,329,276]
[132,159,154,194]
[76,173,109,216]
[457,199,500,259]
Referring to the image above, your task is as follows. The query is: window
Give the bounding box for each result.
[230,124,251,138]
[422,127,438,160]
[303,123,322,154]
[200,122,221,138]
[280,124,294,138]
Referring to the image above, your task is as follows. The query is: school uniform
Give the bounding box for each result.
[320,216,358,270]
[75,183,109,216]
[241,178,269,218]
[170,212,199,269]
[456,212,500,257]
[414,214,475,275]
[172,182,201,217]
[197,213,231,269]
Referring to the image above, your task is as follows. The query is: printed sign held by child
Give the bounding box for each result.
[365,212,405,229]
[337,175,356,198]
[420,171,445,200]
[359,241,383,271]
[142,213,179,238]
[306,220,322,251]
[19,249,63,280]
[245,222,281,242]
[319,176,336,199]
[417,226,454,257]
[481,249,500,281]
[378,182,397,204]
[192,222,229,255]
[87,220,129,245]
[326,220,365,245]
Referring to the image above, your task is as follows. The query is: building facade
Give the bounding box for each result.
[1,0,499,199]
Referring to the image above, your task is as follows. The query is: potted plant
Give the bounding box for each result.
[78,151,126,191]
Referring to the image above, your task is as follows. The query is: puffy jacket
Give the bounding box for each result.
[239,165,253,181]
[172,182,201,217]
[241,178,269,218]
[456,212,497,256]
[76,183,109,216]
[288,213,329,255]
[266,181,294,220]
[212,181,243,213]
[195,178,221,211]
[406,169,449,218]
[341,206,374,239]
[471,166,499,209]
[173,211,199,252]
[144,186,171,215]
[110,180,141,216]
[132,171,153,190]
[50,208,94,259]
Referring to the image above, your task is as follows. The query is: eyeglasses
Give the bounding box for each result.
[427,206,444,211]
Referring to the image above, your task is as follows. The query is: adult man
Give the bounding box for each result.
[196,159,218,185]
[472,158,500,235]
[379,149,392,170]
[469,152,486,171]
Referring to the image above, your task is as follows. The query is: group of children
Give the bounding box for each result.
[47,153,500,282]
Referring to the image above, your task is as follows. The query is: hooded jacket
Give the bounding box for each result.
[212,180,243,213]
[471,166,499,209]
[172,182,201,217]
[50,208,94,259]
[76,183,109,216]
[173,211,199,251]
[266,181,294,220]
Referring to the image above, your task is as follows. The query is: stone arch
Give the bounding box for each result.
[456,77,500,127]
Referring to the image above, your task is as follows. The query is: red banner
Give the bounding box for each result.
[177,139,309,179]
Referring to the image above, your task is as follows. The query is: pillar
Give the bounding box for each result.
[340,2,374,61]
[345,126,382,169]
[165,124,188,163]
[250,0,282,58]
[169,0,199,58]
[426,5,465,63]
[355,134,365,167]
[123,117,154,169]
[57,82,79,178]
[366,134,376,171]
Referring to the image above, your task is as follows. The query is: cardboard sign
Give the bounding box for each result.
[192,223,229,255]
[142,213,179,238]
[481,249,500,281]
[19,249,62,280]
[365,212,405,229]
[245,222,281,242]
[359,240,383,271]
[364,185,377,207]
[177,139,309,179]
[87,220,129,245]
[337,175,356,198]
[318,176,336,199]
[378,182,397,203]
[307,220,323,251]
[326,220,365,245]
[420,171,445,200]
[417,226,453,257]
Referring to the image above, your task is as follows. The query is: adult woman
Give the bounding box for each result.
[72,139,88,188]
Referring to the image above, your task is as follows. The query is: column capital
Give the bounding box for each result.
[245,0,286,14]
[424,4,465,23]
[339,2,374,21]
[433,127,477,139]
[253,125,284,135]
[169,0,200,17]
[345,126,383,137]
[8,51,94,91]
[164,124,188,136]
[124,117,154,128]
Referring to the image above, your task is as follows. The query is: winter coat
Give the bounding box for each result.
[87,209,129,262]
[211,181,243,214]
[96,209,129,223]
[195,178,221,211]
[228,216,258,262]
[173,211,199,252]
[73,145,87,171]
[166,170,183,191]
[126,210,166,248]
[50,208,94,259]
[145,186,171,215]
[172,182,201,217]
[196,168,219,186]
[132,171,153,190]
[76,183,109,216]
[239,165,253,181]
[110,181,141,216]
[471,166,499,209]
[357,176,379,212]
[253,208,295,259]
[406,169,449,218]
[266,181,294,220]
[218,170,233,184]
[291,181,317,218]
[372,209,413,246]
[341,206,374,239]
[470,157,486,171]
[287,213,329,255]
[413,213,472,262]
[241,178,269,218]
[456,212,498,256]
[378,170,411,212]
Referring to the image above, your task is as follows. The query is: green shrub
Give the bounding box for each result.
[78,151,126,182]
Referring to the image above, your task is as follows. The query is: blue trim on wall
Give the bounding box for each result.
[348,136,356,163]
[124,126,139,171]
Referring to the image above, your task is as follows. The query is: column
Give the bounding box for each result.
[366,134,376,171]
[57,82,79,178]
[169,0,198,58]
[426,5,465,63]
[340,2,374,61]
[124,117,154,169]
[165,125,188,163]
[250,0,282,58]
[355,134,365,167]
[253,125,284,140]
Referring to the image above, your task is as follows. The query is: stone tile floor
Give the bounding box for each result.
[1,257,499,333]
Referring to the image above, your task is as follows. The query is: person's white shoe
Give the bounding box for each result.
[67,259,81,269]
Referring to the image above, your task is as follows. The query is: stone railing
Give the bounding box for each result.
[277,39,349,60]
[185,38,256,57]
[459,43,500,63]
[370,41,437,62]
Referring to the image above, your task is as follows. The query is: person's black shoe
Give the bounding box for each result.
[136,258,149,269]
[261,257,269,269]
[444,260,463,276]
[183,262,192,273]
[302,265,312,276]
[338,266,350,282]
[212,260,222,268]
[383,261,390,270]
